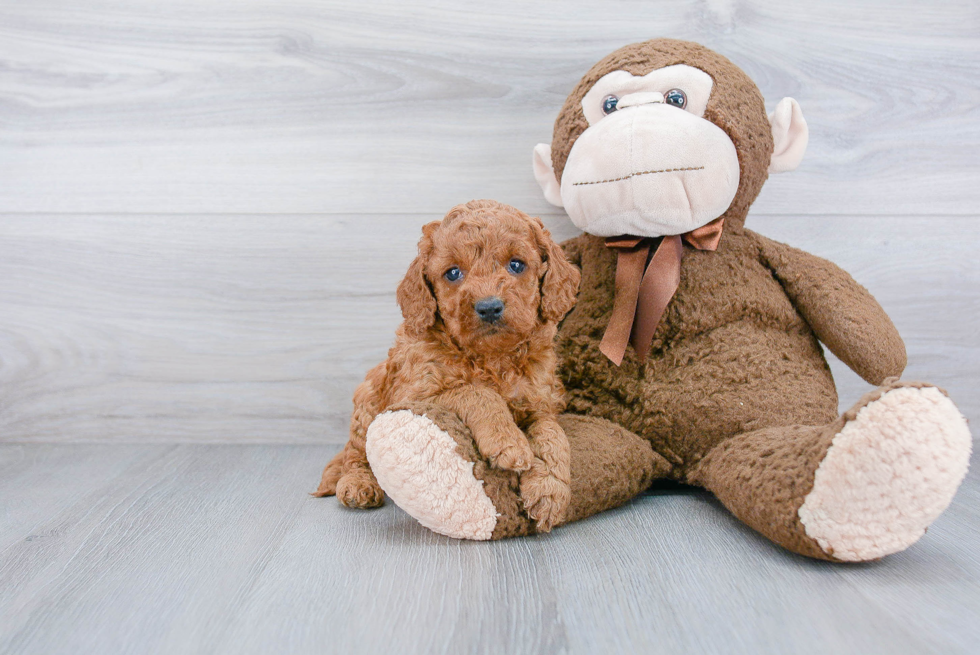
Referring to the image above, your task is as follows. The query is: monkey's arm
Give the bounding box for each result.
[756,233,906,385]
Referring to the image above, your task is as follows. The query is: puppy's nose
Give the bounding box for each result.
[474,297,505,323]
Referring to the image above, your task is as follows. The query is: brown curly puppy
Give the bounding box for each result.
[314,199,580,531]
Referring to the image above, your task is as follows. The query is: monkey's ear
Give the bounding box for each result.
[396,222,439,338]
[532,143,564,208]
[532,219,580,323]
[768,98,808,174]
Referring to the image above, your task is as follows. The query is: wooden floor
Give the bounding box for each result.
[0,443,978,655]
[1,1,978,653]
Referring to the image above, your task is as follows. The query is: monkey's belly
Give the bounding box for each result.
[562,322,839,477]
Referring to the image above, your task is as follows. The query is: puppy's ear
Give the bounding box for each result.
[532,218,580,323]
[397,221,439,338]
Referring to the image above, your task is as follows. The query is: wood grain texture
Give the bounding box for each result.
[0,0,977,215]
[0,443,977,655]
[1,213,976,444]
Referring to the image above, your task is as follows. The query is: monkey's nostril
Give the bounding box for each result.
[474,297,505,323]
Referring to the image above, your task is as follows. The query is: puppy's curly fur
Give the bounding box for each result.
[314,200,580,531]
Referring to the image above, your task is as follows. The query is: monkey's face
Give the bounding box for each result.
[533,40,809,238]
[559,65,739,237]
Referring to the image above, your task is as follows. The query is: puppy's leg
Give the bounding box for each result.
[436,386,534,472]
[312,447,345,497]
[520,417,572,532]
[333,365,386,509]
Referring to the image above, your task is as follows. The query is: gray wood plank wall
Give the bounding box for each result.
[1,0,978,445]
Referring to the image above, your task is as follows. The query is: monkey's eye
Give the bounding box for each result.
[664,89,687,109]
[601,95,619,115]
[444,266,463,282]
[508,259,526,274]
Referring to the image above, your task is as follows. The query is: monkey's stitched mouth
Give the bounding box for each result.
[572,166,704,186]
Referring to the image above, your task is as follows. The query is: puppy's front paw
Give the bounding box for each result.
[520,462,571,532]
[336,471,385,509]
[486,439,535,472]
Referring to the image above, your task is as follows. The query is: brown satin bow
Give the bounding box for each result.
[599,217,725,366]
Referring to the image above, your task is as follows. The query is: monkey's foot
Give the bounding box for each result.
[365,409,498,540]
[798,383,971,561]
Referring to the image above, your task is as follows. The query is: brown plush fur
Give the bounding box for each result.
[538,39,909,557]
[382,39,912,556]
[314,200,580,531]
[557,228,906,478]
[539,39,908,557]
[316,39,926,558]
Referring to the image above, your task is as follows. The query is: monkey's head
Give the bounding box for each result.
[533,39,808,237]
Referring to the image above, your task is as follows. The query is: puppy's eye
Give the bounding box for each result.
[508,259,526,274]
[444,266,463,282]
[602,95,619,115]
[664,89,687,109]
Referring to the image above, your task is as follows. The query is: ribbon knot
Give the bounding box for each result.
[599,217,724,366]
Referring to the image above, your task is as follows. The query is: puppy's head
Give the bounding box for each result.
[396,199,580,352]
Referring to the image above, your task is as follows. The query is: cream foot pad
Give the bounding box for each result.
[799,387,971,561]
[365,410,498,540]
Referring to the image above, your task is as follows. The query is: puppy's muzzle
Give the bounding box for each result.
[474,297,505,324]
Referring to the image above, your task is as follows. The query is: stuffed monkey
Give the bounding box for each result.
[360,39,971,561]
